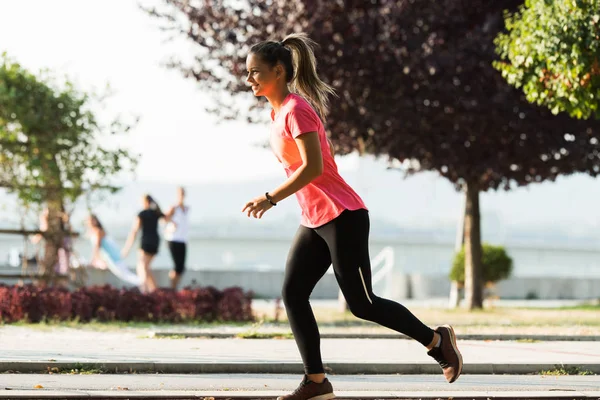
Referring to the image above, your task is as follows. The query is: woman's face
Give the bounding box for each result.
[246,53,282,98]
[142,197,150,208]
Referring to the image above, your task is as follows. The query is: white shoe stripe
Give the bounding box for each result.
[358,267,373,304]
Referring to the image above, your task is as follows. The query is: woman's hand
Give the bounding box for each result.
[121,248,130,259]
[242,194,273,219]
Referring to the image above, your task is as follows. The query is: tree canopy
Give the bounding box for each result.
[0,53,138,205]
[495,0,600,120]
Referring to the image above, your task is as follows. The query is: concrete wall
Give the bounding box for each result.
[82,268,341,299]
[2,268,600,300]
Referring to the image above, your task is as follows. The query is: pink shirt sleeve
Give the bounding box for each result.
[286,106,320,139]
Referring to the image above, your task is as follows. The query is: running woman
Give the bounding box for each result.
[164,186,190,290]
[122,194,163,293]
[242,33,463,400]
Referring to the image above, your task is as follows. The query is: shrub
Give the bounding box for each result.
[19,285,45,323]
[0,285,22,323]
[450,244,513,284]
[41,287,72,321]
[81,285,119,321]
[150,289,179,323]
[217,287,254,322]
[178,286,218,321]
[0,284,254,324]
[70,289,93,322]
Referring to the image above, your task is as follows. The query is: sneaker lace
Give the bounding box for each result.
[291,377,311,395]
[429,347,450,368]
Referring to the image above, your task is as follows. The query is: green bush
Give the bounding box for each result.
[450,244,513,284]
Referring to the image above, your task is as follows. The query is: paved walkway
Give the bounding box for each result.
[1,326,599,375]
[1,326,600,398]
[1,374,600,399]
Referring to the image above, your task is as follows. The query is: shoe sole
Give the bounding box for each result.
[276,393,335,400]
[442,324,463,383]
[309,394,336,400]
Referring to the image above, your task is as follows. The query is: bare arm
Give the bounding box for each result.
[162,206,176,223]
[91,230,103,261]
[121,217,140,258]
[269,131,323,204]
[242,131,324,219]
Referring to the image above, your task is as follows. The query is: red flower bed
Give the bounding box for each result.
[0,284,254,323]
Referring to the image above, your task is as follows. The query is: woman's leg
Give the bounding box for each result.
[136,250,148,293]
[142,252,158,292]
[282,225,332,380]
[317,209,462,382]
[168,241,185,290]
[317,209,435,345]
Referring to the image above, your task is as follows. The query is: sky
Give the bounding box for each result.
[0,0,355,184]
[1,0,600,237]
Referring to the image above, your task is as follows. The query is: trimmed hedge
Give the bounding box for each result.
[0,284,253,323]
[450,244,513,284]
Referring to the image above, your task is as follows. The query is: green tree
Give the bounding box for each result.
[495,0,600,119]
[146,0,600,309]
[0,53,138,279]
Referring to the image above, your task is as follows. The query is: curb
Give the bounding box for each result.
[1,361,599,375]
[150,332,600,341]
[0,390,599,399]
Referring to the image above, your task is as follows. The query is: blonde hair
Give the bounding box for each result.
[281,33,336,119]
[250,33,336,119]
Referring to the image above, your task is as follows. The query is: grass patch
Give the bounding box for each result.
[236,332,294,340]
[9,320,251,331]
[154,334,188,339]
[47,363,108,375]
[556,304,600,311]
[539,365,596,376]
[515,338,540,343]
[5,303,600,336]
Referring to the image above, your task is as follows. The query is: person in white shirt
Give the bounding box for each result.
[164,187,190,290]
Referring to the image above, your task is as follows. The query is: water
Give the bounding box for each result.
[2,234,599,278]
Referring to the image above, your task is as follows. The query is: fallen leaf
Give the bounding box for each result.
[34,385,43,389]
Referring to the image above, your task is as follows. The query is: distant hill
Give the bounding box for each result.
[1,155,600,248]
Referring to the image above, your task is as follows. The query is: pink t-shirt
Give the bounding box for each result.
[270,93,367,228]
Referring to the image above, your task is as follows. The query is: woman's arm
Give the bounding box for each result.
[269,131,323,204]
[243,131,322,218]
[163,206,175,223]
[91,230,103,261]
[121,217,140,258]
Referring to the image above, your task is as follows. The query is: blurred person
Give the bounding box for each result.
[122,194,163,293]
[163,186,190,290]
[86,214,141,286]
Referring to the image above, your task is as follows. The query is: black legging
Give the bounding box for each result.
[282,209,435,374]
[168,241,186,275]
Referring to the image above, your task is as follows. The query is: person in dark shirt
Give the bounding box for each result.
[122,194,164,293]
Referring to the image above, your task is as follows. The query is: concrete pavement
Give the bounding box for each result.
[1,374,600,399]
[1,325,600,398]
[1,326,599,375]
